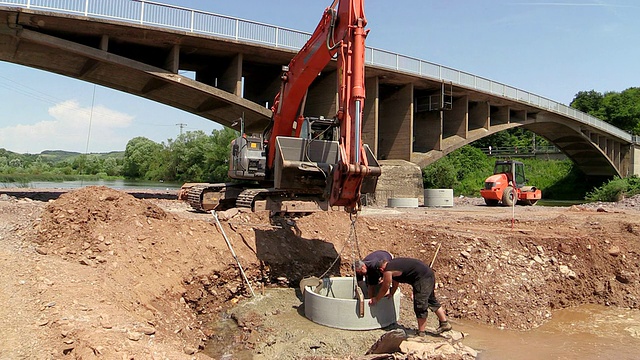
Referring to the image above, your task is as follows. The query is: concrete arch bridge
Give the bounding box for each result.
[0,0,638,179]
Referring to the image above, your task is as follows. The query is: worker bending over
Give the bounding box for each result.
[369,257,452,335]
[354,250,393,298]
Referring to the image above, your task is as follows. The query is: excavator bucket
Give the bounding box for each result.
[273,136,339,193]
[360,144,380,195]
[273,136,380,208]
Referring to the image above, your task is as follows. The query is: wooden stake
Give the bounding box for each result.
[430,243,441,268]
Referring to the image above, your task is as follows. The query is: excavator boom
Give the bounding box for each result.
[180,0,380,213]
[266,0,379,212]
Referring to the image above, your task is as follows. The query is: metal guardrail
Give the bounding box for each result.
[0,0,632,143]
[481,146,561,157]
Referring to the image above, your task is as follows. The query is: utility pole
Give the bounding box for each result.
[176,123,187,135]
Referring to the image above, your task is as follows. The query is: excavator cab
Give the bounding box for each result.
[299,116,339,141]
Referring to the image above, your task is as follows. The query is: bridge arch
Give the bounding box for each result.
[0,2,637,177]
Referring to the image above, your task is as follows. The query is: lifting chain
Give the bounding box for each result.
[318,212,361,279]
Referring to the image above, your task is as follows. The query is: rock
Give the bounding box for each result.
[127,331,143,341]
[559,265,577,279]
[79,259,94,266]
[459,343,478,357]
[533,255,544,264]
[608,246,621,257]
[35,247,48,255]
[615,270,633,284]
[460,251,471,259]
[366,329,407,355]
[99,316,112,329]
[400,339,457,358]
[184,346,197,355]
[140,325,156,335]
[217,208,240,221]
[557,243,572,255]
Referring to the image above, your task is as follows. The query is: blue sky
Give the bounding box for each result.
[0,0,638,154]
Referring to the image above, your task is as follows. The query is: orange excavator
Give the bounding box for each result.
[179,0,380,214]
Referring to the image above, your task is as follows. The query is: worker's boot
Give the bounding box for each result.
[436,321,452,334]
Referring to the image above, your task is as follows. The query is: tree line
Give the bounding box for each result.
[0,127,238,184]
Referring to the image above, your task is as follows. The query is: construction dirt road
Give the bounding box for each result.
[1,186,640,359]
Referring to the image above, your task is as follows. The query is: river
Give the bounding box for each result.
[0,179,182,191]
[458,304,640,359]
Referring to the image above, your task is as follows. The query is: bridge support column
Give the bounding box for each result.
[469,101,489,131]
[99,35,108,51]
[363,76,379,156]
[490,105,509,126]
[164,44,179,74]
[305,70,338,118]
[378,83,413,161]
[627,144,640,177]
[219,53,243,96]
[443,95,468,139]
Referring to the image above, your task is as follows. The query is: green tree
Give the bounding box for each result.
[570,90,604,117]
[571,87,640,135]
[602,88,640,133]
[123,137,164,179]
[165,127,237,182]
[203,127,238,182]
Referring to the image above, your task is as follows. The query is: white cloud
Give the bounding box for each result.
[0,100,134,154]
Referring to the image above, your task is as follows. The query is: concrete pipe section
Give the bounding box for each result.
[304,277,401,330]
[424,189,454,207]
[387,197,419,208]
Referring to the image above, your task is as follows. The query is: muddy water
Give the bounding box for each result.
[458,304,640,359]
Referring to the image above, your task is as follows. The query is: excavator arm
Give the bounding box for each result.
[266,0,379,212]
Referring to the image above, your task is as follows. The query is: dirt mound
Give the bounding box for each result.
[34,186,167,260]
[10,186,260,358]
[3,187,640,359]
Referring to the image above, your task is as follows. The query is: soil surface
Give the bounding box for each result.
[1,186,640,359]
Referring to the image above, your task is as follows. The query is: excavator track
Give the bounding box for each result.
[183,183,236,212]
[236,188,288,209]
[185,184,217,212]
[236,189,266,209]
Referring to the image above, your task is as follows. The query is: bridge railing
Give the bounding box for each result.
[0,0,632,143]
[480,146,562,157]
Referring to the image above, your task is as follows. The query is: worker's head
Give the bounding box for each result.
[375,260,389,271]
[354,260,367,276]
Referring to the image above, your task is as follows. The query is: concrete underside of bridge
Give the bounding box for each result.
[0,7,634,178]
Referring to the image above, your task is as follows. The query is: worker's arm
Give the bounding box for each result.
[367,283,375,299]
[386,280,399,299]
[369,270,401,305]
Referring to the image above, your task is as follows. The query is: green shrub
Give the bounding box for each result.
[586,176,640,202]
[422,158,458,189]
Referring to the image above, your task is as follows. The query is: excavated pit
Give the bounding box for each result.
[304,277,400,330]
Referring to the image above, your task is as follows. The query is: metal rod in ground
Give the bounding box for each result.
[211,211,256,297]
[511,193,516,230]
[430,243,441,268]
